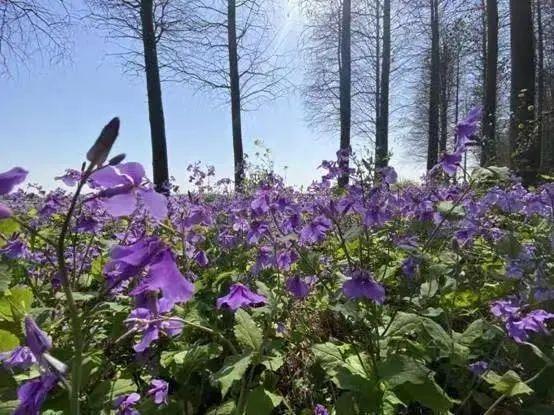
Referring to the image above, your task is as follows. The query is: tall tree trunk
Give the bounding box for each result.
[227,0,245,191]
[536,0,549,171]
[481,0,498,166]
[439,40,449,153]
[375,0,381,141]
[338,0,352,186]
[509,0,537,185]
[454,47,462,181]
[427,0,440,171]
[376,0,391,168]
[140,0,169,193]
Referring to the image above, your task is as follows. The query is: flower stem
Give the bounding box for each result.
[57,165,94,415]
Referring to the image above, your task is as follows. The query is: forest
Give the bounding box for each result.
[0,0,553,414]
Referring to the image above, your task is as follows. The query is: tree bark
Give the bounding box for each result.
[536,0,550,171]
[509,0,537,185]
[140,0,169,193]
[375,0,381,142]
[427,0,440,171]
[376,0,391,168]
[439,40,449,154]
[481,0,498,166]
[338,0,352,186]
[227,0,245,191]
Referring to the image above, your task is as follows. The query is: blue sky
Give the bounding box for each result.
[0,0,423,190]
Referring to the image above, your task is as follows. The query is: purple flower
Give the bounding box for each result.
[193,249,209,267]
[401,257,418,279]
[286,276,316,299]
[182,205,213,228]
[253,246,275,274]
[104,237,166,289]
[378,166,398,185]
[0,235,29,260]
[514,310,554,336]
[276,249,298,271]
[314,404,329,415]
[490,299,554,343]
[439,151,463,177]
[39,193,65,218]
[342,270,385,304]
[455,106,482,140]
[251,191,271,215]
[490,300,520,321]
[147,379,169,405]
[216,283,267,311]
[0,167,28,195]
[75,215,100,233]
[436,107,482,176]
[246,220,269,244]
[300,215,332,244]
[126,306,183,353]
[130,250,195,309]
[89,162,167,220]
[0,204,12,219]
[469,361,488,376]
[13,374,57,415]
[0,167,27,219]
[55,169,81,187]
[114,392,140,415]
[0,346,36,370]
[24,317,52,358]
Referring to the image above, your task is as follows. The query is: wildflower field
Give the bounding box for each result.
[0,113,553,415]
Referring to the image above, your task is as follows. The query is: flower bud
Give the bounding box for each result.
[109,153,126,166]
[86,117,120,168]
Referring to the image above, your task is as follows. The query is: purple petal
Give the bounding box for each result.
[102,192,138,217]
[138,189,168,220]
[131,250,195,308]
[88,166,131,189]
[119,162,146,186]
[0,202,13,219]
[134,325,159,353]
[0,167,27,195]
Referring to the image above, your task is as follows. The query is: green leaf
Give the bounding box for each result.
[88,376,136,411]
[455,319,499,346]
[386,312,452,355]
[0,218,20,236]
[0,286,33,321]
[0,329,19,352]
[245,387,282,415]
[378,356,428,388]
[382,390,406,415]
[395,377,453,412]
[234,309,263,353]
[386,312,421,337]
[436,201,465,218]
[260,351,284,372]
[312,342,346,378]
[161,343,222,378]
[420,279,439,299]
[214,353,252,397]
[0,400,19,415]
[334,392,357,415]
[485,370,533,397]
[0,265,12,293]
[206,400,236,415]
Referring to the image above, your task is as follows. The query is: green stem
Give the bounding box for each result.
[57,165,94,415]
